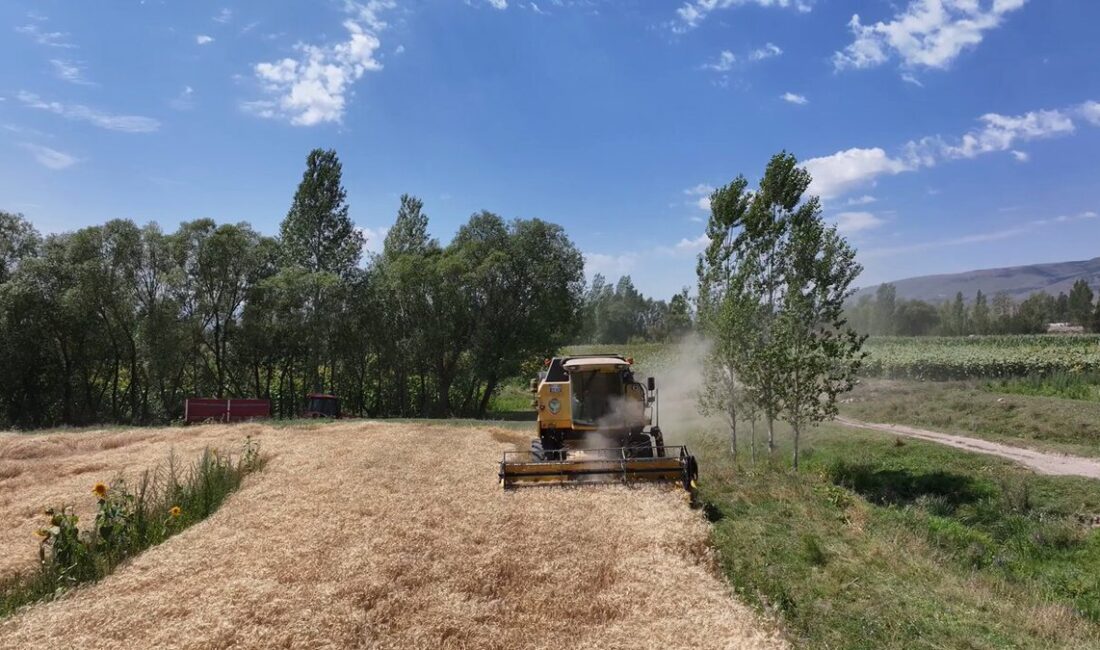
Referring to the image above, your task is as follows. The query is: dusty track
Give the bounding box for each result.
[0,422,784,649]
[836,416,1100,479]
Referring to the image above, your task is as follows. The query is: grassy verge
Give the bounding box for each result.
[0,438,266,618]
[986,372,1100,403]
[839,378,1100,457]
[692,422,1100,649]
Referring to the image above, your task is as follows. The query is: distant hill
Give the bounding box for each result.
[854,257,1100,303]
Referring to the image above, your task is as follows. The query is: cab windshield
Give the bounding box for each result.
[569,370,623,426]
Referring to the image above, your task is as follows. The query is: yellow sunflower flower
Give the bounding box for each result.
[92,482,108,498]
[169,506,182,518]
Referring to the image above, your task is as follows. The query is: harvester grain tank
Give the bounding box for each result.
[499,354,698,491]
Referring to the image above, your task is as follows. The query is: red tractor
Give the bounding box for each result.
[303,393,340,418]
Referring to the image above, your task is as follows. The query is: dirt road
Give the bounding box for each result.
[0,422,785,650]
[836,416,1100,480]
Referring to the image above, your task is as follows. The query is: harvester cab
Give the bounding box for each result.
[499,354,698,492]
[304,393,340,418]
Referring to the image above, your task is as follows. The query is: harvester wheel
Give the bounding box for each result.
[530,439,546,461]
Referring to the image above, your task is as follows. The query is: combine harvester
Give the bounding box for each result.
[499,354,698,492]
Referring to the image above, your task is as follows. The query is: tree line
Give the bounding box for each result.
[576,275,693,344]
[697,152,864,470]
[0,149,585,429]
[848,280,1100,336]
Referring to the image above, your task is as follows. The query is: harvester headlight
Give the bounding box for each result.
[547,398,561,414]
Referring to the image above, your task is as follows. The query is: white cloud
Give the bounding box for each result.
[910,109,1075,161]
[15,22,75,49]
[702,51,736,72]
[803,147,912,199]
[529,2,547,14]
[248,3,394,126]
[487,0,509,8]
[834,0,1028,71]
[684,183,715,211]
[749,43,782,61]
[672,233,710,254]
[585,252,637,277]
[804,99,1097,199]
[393,44,405,55]
[21,143,78,170]
[834,211,884,234]
[901,72,923,86]
[213,8,233,24]
[1011,150,1029,162]
[196,34,215,45]
[675,0,814,32]
[17,91,161,133]
[359,226,390,254]
[846,195,877,206]
[1079,101,1100,126]
[50,59,93,85]
[781,92,808,105]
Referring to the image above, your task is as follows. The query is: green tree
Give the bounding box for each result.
[1068,279,1095,327]
[972,290,990,335]
[0,211,40,284]
[873,283,897,335]
[769,158,864,470]
[280,148,363,277]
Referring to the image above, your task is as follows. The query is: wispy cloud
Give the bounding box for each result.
[863,210,1097,259]
[213,8,233,24]
[781,92,808,105]
[50,59,94,85]
[20,143,78,170]
[701,43,783,74]
[834,211,884,234]
[674,0,813,32]
[702,51,736,72]
[17,91,161,133]
[15,20,76,49]
[683,183,715,211]
[196,34,215,45]
[846,195,877,206]
[749,42,782,61]
[804,99,1098,198]
[834,0,1028,71]
[246,1,394,126]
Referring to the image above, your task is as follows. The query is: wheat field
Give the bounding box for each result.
[0,421,785,649]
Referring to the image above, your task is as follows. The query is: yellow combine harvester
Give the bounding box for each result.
[499,354,698,491]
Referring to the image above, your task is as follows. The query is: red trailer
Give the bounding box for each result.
[184,398,271,424]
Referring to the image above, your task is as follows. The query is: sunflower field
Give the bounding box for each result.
[861,335,1100,380]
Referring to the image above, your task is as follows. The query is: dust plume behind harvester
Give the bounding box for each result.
[499,354,698,492]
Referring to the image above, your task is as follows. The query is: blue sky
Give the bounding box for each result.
[2,0,1098,298]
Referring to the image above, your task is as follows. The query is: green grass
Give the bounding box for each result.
[987,372,1100,403]
[0,439,266,618]
[692,423,1100,649]
[840,379,1100,457]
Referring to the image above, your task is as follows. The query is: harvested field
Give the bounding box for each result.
[0,422,784,649]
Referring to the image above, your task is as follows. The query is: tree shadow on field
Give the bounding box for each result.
[827,461,986,512]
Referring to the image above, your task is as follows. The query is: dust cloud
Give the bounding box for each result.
[638,336,721,445]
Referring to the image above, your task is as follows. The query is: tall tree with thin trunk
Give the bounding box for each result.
[280,149,363,277]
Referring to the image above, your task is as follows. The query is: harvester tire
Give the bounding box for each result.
[530,439,546,461]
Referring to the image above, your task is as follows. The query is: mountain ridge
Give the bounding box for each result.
[854,256,1100,303]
